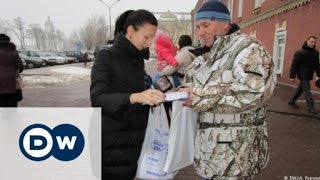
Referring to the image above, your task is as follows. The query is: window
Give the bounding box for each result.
[227,0,234,20]
[255,0,262,8]
[238,0,243,18]
[273,29,287,74]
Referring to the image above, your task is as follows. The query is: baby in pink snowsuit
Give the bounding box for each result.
[154,30,178,72]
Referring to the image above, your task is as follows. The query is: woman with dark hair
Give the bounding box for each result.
[112,10,152,89]
[90,10,164,179]
[107,10,134,45]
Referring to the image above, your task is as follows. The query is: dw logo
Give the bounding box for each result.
[19,124,85,161]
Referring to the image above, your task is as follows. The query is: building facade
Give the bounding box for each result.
[192,0,320,90]
[155,11,193,44]
[150,11,193,57]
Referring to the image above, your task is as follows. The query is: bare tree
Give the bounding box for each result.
[43,17,66,51]
[27,24,43,50]
[78,15,108,50]
[63,30,81,50]
[0,19,11,35]
[79,21,95,50]
[55,29,66,51]
[158,14,192,44]
[44,17,55,51]
[38,28,47,50]
[6,17,27,49]
[94,15,108,48]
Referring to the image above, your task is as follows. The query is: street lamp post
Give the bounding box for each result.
[99,0,120,40]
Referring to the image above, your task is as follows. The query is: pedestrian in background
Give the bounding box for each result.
[159,34,195,79]
[288,36,320,114]
[90,9,164,179]
[83,51,88,66]
[0,33,23,107]
[179,1,276,179]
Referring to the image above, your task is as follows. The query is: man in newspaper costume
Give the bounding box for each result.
[179,1,277,179]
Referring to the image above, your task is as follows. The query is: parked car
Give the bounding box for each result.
[19,50,56,65]
[19,53,46,69]
[21,58,27,68]
[54,52,77,63]
[63,51,84,63]
[43,52,68,65]
[84,51,95,61]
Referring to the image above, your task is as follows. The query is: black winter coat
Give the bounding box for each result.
[0,41,21,94]
[290,43,320,81]
[90,33,149,179]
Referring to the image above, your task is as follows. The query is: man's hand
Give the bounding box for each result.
[178,87,193,107]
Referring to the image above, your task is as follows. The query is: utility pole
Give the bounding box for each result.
[98,0,120,40]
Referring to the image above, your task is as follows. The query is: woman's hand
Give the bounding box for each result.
[130,89,165,106]
[178,87,193,107]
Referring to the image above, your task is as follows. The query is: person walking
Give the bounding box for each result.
[178,1,276,179]
[288,36,320,114]
[90,9,164,179]
[0,33,23,107]
[83,51,88,66]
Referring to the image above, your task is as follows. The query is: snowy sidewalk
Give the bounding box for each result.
[21,63,92,88]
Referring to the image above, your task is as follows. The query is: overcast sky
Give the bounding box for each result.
[1,0,198,36]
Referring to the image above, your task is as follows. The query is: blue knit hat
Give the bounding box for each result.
[195,0,231,22]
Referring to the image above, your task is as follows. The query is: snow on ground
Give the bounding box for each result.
[21,59,156,88]
[22,66,91,88]
[51,66,91,75]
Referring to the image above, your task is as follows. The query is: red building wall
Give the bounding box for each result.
[259,0,286,13]
[241,1,320,90]
[194,0,320,91]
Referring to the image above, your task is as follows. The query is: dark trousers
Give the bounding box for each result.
[0,93,18,107]
[163,101,172,126]
[289,80,314,110]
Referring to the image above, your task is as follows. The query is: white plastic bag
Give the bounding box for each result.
[164,101,198,173]
[136,104,177,179]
